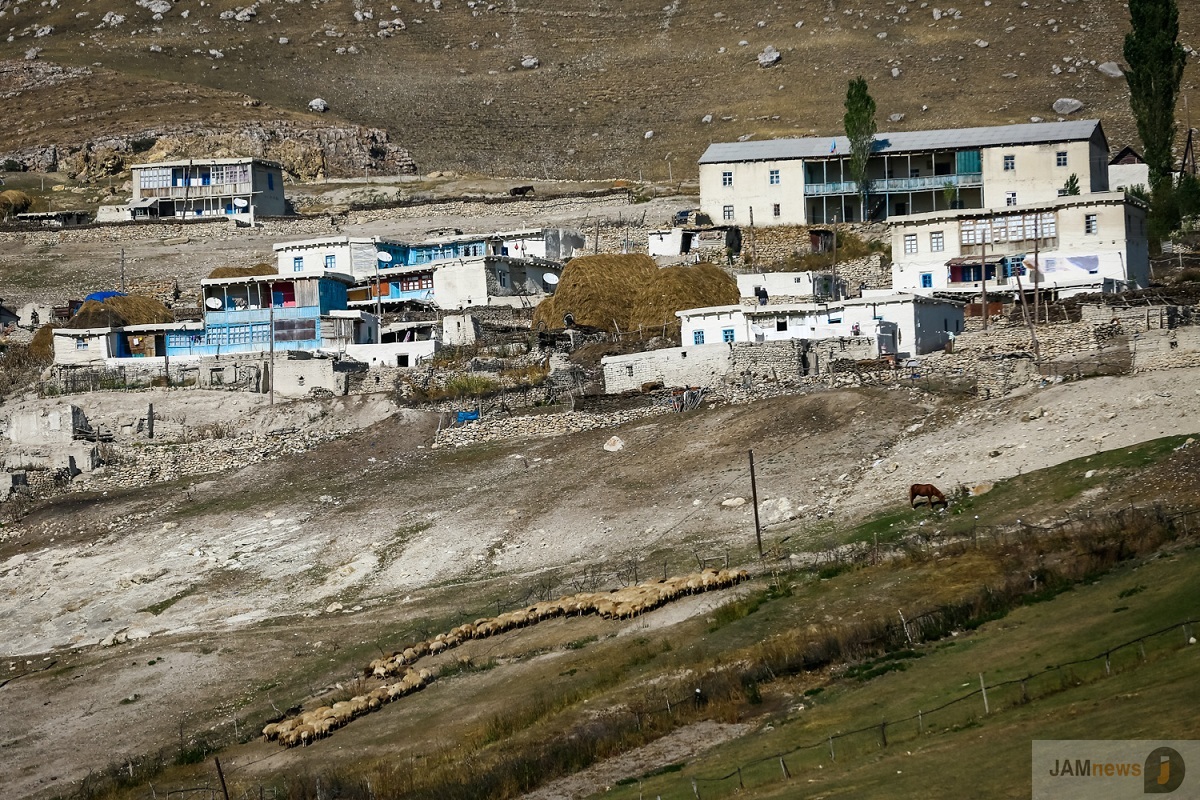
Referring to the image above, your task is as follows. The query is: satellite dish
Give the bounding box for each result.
[376,251,393,263]
[232,198,249,208]
[543,273,560,286]
[205,297,223,310]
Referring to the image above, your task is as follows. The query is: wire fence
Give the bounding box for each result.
[613,616,1199,799]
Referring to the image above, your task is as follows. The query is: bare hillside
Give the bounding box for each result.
[1,0,1197,177]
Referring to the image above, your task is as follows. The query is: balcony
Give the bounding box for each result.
[204,306,318,326]
[137,182,254,200]
[804,172,983,197]
[349,288,436,305]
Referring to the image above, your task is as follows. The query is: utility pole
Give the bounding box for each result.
[980,220,989,332]
[120,247,126,292]
[831,214,839,300]
[374,261,383,344]
[268,301,275,406]
[748,450,763,558]
[748,206,756,271]
[1033,213,1040,329]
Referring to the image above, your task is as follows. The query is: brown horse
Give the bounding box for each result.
[909,483,948,509]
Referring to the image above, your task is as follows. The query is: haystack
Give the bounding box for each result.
[65,297,174,330]
[0,190,32,215]
[532,254,658,332]
[206,263,276,280]
[629,262,738,331]
[29,324,57,361]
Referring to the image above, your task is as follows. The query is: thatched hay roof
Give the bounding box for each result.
[207,263,277,279]
[630,262,738,330]
[64,296,174,330]
[532,254,658,332]
[532,255,738,334]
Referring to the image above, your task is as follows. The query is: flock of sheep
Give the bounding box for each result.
[262,668,434,747]
[263,567,749,747]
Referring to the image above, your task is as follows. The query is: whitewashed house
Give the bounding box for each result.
[889,191,1149,298]
[699,119,1110,226]
[677,292,963,358]
[735,271,835,305]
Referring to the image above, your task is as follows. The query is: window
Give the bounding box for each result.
[1056,151,1068,167]
[776,320,787,332]
[1003,154,1015,171]
[497,270,508,288]
[324,254,336,270]
[1085,214,1098,234]
[75,338,88,350]
[723,205,734,221]
[292,256,304,272]
[910,168,920,178]
[722,328,735,343]
[769,169,780,185]
[1057,188,1069,197]
[920,272,933,288]
[1006,192,1018,207]
[722,171,733,187]
[930,231,944,252]
[904,234,918,254]
[693,330,705,345]
[267,172,275,191]
[625,365,634,377]
[773,203,781,218]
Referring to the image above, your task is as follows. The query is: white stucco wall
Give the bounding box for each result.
[699,160,807,227]
[1108,162,1150,192]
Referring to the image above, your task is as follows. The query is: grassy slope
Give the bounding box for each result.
[610,547,1200,799]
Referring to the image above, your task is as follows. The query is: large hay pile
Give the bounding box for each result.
[630,262,738,330]
[0,189,32,216]
[65,296,174,330]
[532,254,658,332]
[206,263,276,279]
[29,324,57,361]
[533,255,736,333]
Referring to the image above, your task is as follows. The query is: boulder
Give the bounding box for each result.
[757,45,782,67]
[1097,61,1123,78]
[1052,97,1084,115]
[520,55,540,69]
[603,435,624,452]
[309,98,329,112]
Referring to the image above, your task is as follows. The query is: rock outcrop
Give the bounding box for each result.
[1,121,417,182]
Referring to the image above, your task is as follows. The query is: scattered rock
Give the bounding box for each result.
[891,67,902,78]
[309,98,329,112]
[1052,97,1084,115]
[24,47,41,60]
[644,130,654,139]
[278,36,289,44]
[757,45,782,67]
[721,497,747,508]
[325,602,344,613]
[1097,61,1123,78]
[520,55,539,69]
[34,25,54,37]
[701,114,713,124]
[888,112,906,122]
[975,39,989,47]
[603,435,624,452]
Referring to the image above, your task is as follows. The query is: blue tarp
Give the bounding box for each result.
[456,410,480,424]
[84,291,126,303]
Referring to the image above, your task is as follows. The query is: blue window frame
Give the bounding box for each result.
[920,272,933,288]
[324,254,336,270]
[693,330,705,345]
[267,173,274,191]
[293,256,304,272]
[722,328,735,343]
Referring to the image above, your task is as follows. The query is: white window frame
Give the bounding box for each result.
[722,205,734,221]
[1056,151,1068,167]
[1006,192,1018,207]
[721,171,733,187]
[1085,214,1098,234]
[769,169,780,186]
[904,233,918,254]
[1003,154,1015,171]
[930,231,944,252]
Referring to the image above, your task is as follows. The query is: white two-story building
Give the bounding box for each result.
[889,191,1149,298]
[698,120,1110,227]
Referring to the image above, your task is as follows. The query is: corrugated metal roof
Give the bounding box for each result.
[698,120,1103,164]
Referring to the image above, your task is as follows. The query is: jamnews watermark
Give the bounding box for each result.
[1033,740,1197,798]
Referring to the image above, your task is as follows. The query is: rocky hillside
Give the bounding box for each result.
[0,0,1197,179]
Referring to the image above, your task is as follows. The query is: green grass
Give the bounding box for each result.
[603,546,1200,799]
[138,588,194,616]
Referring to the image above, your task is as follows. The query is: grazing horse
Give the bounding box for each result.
[909,483,948,509]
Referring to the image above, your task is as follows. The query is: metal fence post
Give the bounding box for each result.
[979,672,990,715]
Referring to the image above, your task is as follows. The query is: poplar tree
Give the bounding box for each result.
[843,77,877,221]
[1124,0,1187,187]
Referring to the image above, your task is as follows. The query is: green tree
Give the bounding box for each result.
[1062,173,1081,195]
[1124,0,1187,187]
[843,77,877,221]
